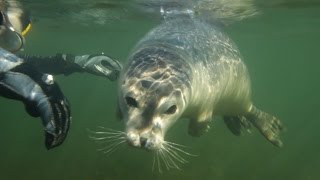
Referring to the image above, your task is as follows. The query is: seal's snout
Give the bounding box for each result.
[126,132,148,149]
[140,137,147,147]
[126,131,141,147]
[126,129,162,151]
[126,132,148,148]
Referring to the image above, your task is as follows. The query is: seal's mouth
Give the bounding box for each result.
[124,129,197,172]
[88,126,196,172]
[126,130,163,151]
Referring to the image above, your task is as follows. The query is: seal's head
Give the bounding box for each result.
[118,47,191,151]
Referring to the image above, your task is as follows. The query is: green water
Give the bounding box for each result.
[1,0,320,179]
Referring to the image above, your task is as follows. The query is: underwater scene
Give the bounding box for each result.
[0,0,320,179]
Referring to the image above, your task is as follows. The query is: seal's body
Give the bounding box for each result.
[118,18,283,151]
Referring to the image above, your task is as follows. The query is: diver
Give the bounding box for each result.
[0,0,122,149]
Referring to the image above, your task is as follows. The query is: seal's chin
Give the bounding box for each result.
[126,131,163,151]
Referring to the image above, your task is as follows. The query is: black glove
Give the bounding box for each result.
[0,64,71,149]
[73,53,122,81]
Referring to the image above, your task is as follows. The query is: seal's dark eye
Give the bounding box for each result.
[125,96,138,108]
[165,105,177,114]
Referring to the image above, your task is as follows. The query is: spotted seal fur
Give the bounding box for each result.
[117,17,283,152]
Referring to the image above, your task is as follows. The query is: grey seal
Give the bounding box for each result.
[117,17,284,152]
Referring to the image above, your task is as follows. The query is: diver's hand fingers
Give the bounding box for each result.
[0,67,71,149]
[30,73,71,149]
[74,54,122,80]
[41,88,71,149]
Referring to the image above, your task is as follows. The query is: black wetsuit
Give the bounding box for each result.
[19,53,84,75]
[0,48,75,149]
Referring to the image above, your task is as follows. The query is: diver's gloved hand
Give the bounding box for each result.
[73,54,122,81]
[0,64,71,150]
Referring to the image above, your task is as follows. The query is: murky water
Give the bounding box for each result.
[0,0,320,179]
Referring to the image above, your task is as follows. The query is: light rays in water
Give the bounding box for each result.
[87,126,197,172]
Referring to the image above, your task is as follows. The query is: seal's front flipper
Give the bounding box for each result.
[245,105,284,147]
[223,116,252,136]
[188,119,211,137]
[188,112,212,137]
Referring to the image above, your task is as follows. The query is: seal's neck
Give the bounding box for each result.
[184,60,221,118]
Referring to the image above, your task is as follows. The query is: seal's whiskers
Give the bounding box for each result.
[152,140,197,172]
[96,126,126,134]
[153,151,163,173]
[162,145,188,164]
[88,134,124,142]
[164,142,197,157]
[87,127,126,156]
[162,150,180,170]
[98,140,126,155]
[164,141,188,148]
[159,150,171,170]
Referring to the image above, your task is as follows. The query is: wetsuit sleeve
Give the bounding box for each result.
[0,48,71,149]
[18,54,82,75]
[18,53,122,80]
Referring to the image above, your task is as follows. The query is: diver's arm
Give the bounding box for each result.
[0,47,70,149]
[0,64,71,149]
[19,53,122,80]
[19,54,80,75]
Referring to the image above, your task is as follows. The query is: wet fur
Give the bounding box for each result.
[118,17,283,154]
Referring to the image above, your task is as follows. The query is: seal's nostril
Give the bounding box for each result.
[140,137,147,147]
